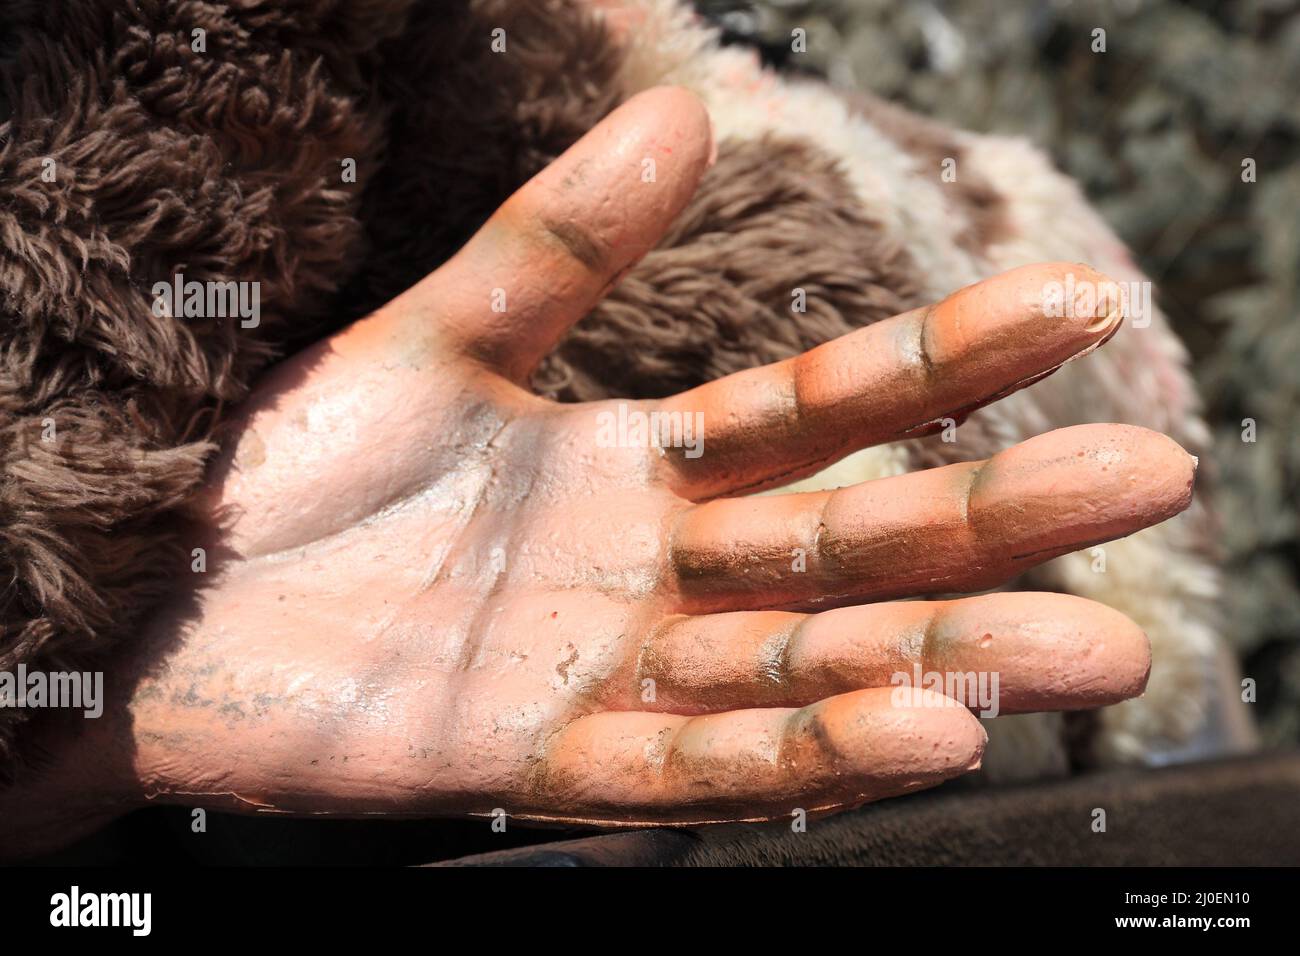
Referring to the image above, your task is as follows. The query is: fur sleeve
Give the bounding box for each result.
[0,0,395,771]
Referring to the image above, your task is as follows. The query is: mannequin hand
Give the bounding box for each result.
[9,89,1191,846]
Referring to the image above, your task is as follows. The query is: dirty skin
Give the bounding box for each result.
[0,88,1189,857]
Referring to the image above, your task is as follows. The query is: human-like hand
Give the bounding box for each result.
[6,89,1193,849]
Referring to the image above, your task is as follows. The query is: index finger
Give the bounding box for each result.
[658,263,1126,499]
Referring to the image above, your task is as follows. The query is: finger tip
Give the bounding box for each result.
[1052,595,1153,704]
[931,262,1129,388]
[877,688,988,776]
[1001,261,1128,348]
[1012,423,1196,514]
[933,593,1153,711]
[969,424,1197,568]
[1111,424,1198,513]
[627,85,715,170]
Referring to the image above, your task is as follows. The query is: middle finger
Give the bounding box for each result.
[668,423,1195,614]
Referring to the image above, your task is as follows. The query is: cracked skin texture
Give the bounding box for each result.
[0,88,1193,857]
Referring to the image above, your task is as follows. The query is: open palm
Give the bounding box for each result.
[11,89,1193,844]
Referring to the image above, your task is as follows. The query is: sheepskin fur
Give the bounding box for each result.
[0,0,1253,782]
